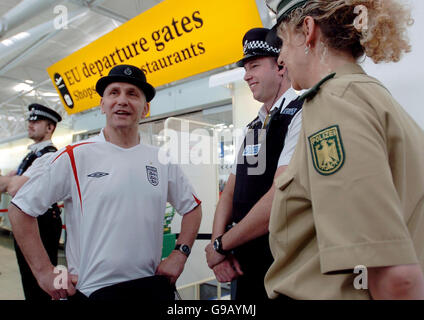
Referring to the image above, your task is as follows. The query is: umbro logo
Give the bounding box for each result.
[87,172,109,178]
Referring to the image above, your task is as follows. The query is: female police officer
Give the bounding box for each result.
[263,0,424,299]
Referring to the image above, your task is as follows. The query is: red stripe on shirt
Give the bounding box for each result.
[52,142,94,213]
[192,194,201,205]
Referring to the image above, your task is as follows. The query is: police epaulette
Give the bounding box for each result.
[300,73,336,101]
[247,116,261,129]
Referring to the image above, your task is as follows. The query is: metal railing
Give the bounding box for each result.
[176,277,229,300]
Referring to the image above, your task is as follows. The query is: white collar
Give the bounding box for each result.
[28,140,54,153]
[100,128,142,146]
[258,87,301,123]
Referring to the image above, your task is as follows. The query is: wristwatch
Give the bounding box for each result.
[174,244,191,257]
[213,235,230,255]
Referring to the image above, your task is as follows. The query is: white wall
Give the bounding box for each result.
[232,81,262,130]
[362,0,424,129]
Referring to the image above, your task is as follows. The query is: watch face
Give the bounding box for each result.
[181,245,190,254]
[213,238,219,251]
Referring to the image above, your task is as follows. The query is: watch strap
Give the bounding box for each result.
[213,235,230,255]
[174,244,190,257]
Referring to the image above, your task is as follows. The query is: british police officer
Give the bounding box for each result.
[205,28,303,300]
[13,103,63,300]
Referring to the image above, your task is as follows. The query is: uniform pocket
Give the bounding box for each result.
[269,171,295,246]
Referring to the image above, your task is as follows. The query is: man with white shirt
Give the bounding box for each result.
[9,64,202,300]
[0,103,63,300]
[205,28,303,300]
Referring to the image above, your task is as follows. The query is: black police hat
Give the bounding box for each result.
[237,28,282,67]
[27,103,62,123]
[96,64,156,102]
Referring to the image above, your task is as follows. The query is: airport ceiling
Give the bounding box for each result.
[0,0,164,141]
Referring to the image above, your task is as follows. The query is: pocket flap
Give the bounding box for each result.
[274,172,294,190]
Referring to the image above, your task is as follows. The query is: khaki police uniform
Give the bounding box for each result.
[265,63,424,299]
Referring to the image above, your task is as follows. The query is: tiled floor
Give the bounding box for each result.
[0,231,24,300]
[0,230,66,300]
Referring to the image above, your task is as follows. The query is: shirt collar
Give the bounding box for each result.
[99,128,141,144]
[28,140,53,153]
[300,63,366,101]
[258,87,301,123]
[333,63,366,78]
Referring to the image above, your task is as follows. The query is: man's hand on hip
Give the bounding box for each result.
[35,265,77,300]
[156,251,187,284]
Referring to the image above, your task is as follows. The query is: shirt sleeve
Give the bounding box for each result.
[12,149,71,217]
[307,85,417,274]
[277,109,302,167]
[23,152,54,178]
[167,162,201,216]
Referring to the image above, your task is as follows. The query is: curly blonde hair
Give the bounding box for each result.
[279,0,413,63]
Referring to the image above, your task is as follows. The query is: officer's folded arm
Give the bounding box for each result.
[0,175,11,193]
[7,175,29,197]
[220,164,287,251]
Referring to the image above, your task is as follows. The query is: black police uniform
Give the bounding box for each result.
[232,97,303,301]
[226,27,303,301]
[13,104,63,301]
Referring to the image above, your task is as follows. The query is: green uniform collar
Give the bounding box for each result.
[300,73,336,101]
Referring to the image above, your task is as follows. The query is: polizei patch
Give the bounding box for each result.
[146,166,159,186]
[308,125,345,176]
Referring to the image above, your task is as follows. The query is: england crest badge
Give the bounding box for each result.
[146,166,159,186]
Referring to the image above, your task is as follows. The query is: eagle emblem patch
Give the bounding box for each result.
[308,125,345,175]
[146,166,159,186]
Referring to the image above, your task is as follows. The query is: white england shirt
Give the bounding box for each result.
[13,134,200,297]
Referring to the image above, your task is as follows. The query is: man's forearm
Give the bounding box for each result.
[211,174,235,240]
[8,203,53,277]
[211,193,234,240]
[220,165,287,251]
[221,187,274,251]
[177,205,202,247]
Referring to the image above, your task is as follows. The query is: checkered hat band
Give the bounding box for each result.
[243,40,280,55]
[29,109,59,122]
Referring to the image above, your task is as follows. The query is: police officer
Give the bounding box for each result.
[264,0,424,299]
[205,28,303,300]
[13,104,63,300]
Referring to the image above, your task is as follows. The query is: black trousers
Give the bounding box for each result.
[14,211,62,301]
[68,275,175,301]
[232,235,274,301]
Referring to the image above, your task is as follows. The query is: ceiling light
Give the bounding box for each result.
[1,39,13,47]
[13,32,30,41]
[40,92,59,97]
[24,80,34,84]
[13,83,33,92]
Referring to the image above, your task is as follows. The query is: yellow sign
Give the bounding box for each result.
[47,0,263,114]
